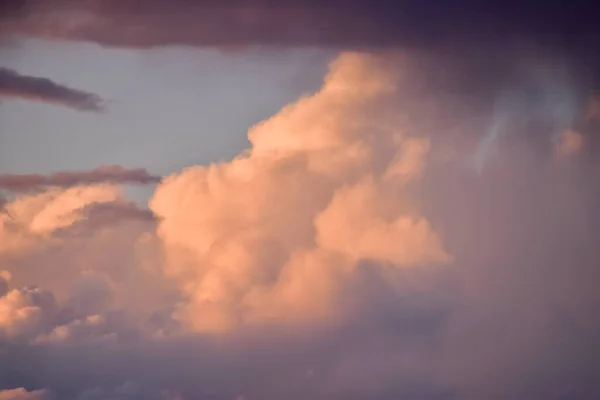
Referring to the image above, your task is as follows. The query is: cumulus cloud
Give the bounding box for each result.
[2,51,600,399]
[0,388,51,400]
[0,184,172,334]
[0,184,120,254]
[0,268,157,347]
[0,67,105,112]
[150,52,451,333]
[0,166,161,193]
[0,285,56,342]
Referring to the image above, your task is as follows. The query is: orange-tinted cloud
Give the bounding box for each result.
[0,383,180,399]
[0,388,51,400]
[150,53,451,333]
[0,183,171,334]
[556,129,584,158]
[0,184,120,255]
[0,283,56,342]
[1,50,600,399]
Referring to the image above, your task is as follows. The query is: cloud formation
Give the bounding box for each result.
[0,383,181,400]
[0,388,51,400]
[150,52,450,333]
[2,0,599,52]
[51,201,159,239]
[0,67,105,112]
[0,166,161,193]
[1,52,600,399]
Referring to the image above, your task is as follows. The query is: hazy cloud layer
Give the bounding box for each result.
[0,383,181,400]
[0,387,51,400]
[0,67,105,112]
[0,166,161,193]
[1,52,600,399]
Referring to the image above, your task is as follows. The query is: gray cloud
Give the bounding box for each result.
[2,0,599,100]
[0,67,105,112]
[0,166,161,193]
[1,1,598,51]
[52,201,159,239]
[0,196,11,220]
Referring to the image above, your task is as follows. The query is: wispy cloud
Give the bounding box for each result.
[0,166,161,193]
[0,67,105,112]
[52,201,159,239]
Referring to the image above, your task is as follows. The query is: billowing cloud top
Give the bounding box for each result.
[2,46,600,400]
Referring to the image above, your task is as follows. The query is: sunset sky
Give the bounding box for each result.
[1,2,600,400]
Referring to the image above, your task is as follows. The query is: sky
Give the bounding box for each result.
[0,38,332,201]
[1,2,600,400]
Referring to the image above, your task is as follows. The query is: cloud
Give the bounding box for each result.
[556,129,584,158]
[0,285,57,342]
[1,0,599,53]
[0,269,125,346]
[0,268,158,346]
[0,388,51,400]
[75,381,182,400]
[2,51,600,399]
[0,383,181,400]
[0,271,10,295]
[0,196,11,220]
[0,184,121,255]
[51,201,159,239]
[0,166,161,193]
[0,184,172,326]
[585,95,600,121]
[0,67,105,112]
[150,52,450,333]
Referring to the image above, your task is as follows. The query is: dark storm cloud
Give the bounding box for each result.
[0,67,106,112]
[0,166,161,193]
[1,0,599,51]
[3,1,599,107]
